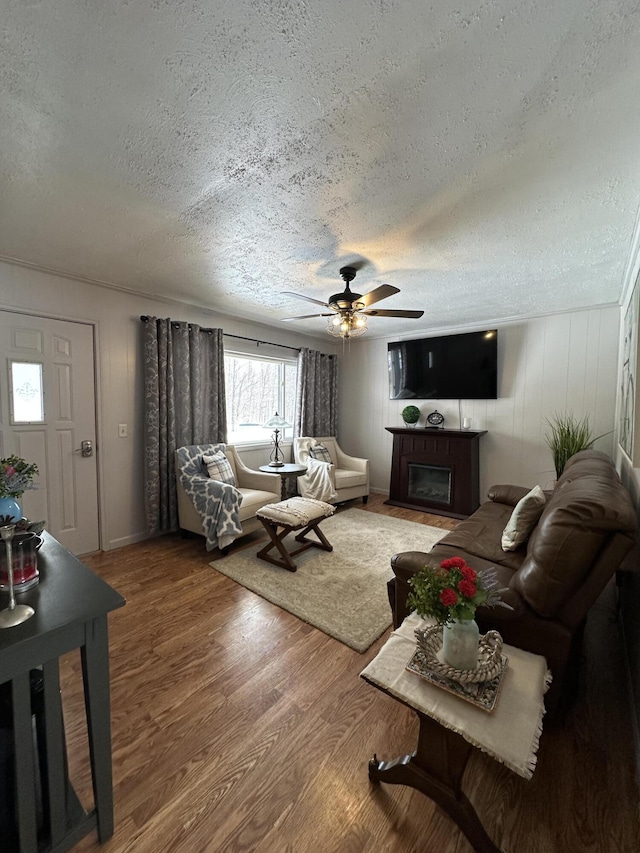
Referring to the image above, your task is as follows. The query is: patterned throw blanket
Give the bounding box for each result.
[176,443,243,551]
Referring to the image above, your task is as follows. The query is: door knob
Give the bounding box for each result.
[76,440,93,457]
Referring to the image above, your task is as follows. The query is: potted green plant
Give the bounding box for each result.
[401,405,421,427]
[545,413,608,478]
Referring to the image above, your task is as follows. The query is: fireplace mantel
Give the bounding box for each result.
[385,427,487,518]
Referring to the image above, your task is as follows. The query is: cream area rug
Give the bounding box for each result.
[210,508,445,653]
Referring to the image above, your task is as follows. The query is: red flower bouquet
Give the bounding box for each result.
[407,555,507,624]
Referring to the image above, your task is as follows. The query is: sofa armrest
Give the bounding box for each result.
[389,551,431,627]
[391,551,431,575]
[487,484,532,506]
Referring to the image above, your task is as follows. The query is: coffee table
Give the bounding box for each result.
[360,613,550,853]
[259,463,306,500]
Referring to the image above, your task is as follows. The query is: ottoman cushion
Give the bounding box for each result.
[257,496,335,527]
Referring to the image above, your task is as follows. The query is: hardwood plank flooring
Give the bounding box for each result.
[59,494,639,852]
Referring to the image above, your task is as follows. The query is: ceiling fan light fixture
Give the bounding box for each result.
[285,265,421,340]
[327,312,368,339]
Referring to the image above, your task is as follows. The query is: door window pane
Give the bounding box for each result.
[10,361,45,423]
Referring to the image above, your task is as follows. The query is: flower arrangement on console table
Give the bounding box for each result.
[0,455,39,524]
[407,556,508,671]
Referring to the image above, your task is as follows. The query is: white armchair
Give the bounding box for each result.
[176,443,280,547]
[293,436,369,505]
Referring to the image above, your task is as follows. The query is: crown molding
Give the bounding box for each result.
[0,252,623,346]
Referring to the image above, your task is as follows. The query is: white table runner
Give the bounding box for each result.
[360,613,551,779]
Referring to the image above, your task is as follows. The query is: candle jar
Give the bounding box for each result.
[0,531,40,592]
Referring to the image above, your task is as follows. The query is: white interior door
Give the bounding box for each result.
[0,311,100,554]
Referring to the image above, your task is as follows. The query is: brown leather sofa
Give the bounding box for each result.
[389,450,637,715]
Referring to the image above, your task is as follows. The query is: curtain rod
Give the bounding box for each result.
[140,316,304,353]
[223,333,301,353]
[140,314,221,336]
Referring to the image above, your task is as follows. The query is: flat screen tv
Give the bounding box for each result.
[388,330,498,400]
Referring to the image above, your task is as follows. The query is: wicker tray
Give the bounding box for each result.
[406,648,508,712]
[414,623,504,683]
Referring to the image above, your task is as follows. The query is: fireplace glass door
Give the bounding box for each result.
[407,462,452,505]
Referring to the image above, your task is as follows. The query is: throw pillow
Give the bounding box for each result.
[309,443,333,464]
[501,485,546,551]
[202,451,236,486]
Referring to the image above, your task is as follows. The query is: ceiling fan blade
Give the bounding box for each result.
[281,313,334,321]
[362,309,425,318]
[281,291,330,308]
[358,284,400,308]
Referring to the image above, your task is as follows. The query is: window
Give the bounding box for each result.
[9,361,45,424]
[225,352,297,444]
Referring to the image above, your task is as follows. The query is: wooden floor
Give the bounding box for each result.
[60,494,640,852]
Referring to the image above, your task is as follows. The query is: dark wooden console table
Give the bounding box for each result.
[0,532,125,852]
[385,427,486,518]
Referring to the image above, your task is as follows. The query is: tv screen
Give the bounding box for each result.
[388,330,498,400]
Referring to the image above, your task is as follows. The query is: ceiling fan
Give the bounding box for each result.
[281,266,424,339]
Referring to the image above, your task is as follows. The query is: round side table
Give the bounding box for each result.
[259,463,307,501]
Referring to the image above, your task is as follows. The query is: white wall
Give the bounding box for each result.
[0,260,335,549]
[338,307,620,498]
[0,258,622,548]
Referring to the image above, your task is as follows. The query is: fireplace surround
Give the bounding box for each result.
[385,427,486,518]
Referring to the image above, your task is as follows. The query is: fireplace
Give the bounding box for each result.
[385,427,486,518]
[408,463,452,505]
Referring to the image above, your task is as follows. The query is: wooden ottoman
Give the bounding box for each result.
[256,497,335,572]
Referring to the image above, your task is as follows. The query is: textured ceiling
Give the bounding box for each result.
[2,0,640,338]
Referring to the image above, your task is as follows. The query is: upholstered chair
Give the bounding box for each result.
[293,436,369,504]
[175,444,280,549]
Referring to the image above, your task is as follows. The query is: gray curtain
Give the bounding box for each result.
[142,317,227,535]
[294,347,338,438]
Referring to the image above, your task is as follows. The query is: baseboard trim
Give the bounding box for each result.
[106,531,149,551]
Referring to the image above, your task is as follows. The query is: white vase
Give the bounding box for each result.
[442,618,479,670]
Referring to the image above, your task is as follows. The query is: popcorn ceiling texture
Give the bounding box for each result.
[1,0,640,336]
